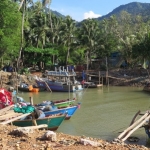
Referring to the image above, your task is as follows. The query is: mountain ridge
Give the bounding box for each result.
[97,2,150,21]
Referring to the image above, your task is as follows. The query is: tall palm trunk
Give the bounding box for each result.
[17,1,25,70]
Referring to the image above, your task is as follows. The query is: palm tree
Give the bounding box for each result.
[60,16,76,65]
[42,0,53,32]
[79,19,99,69]
[12,0,33,69]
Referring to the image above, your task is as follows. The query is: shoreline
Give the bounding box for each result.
[0,124,149,150]
[0,69,150,149]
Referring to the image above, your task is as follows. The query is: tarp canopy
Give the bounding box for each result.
[0,88,13,108]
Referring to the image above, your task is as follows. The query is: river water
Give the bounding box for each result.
[18,86,150,144]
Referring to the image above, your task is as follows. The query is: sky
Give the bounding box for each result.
[50,0,150,21]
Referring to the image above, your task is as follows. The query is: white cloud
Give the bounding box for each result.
[84,11,101,19]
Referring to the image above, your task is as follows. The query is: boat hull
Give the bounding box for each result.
[12,115,66,130]
[36,80,83,92]
[44,105,80,120]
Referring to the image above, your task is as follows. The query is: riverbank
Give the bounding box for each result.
[0,69,150,149]
[1,68,149,91]
[0,124,149,150]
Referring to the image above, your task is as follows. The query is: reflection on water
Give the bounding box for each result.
[17,86,150,144]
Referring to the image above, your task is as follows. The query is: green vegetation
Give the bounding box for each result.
[1,1,150,71]
[0,0,21,65]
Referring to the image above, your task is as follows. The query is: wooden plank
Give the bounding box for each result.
[17,124,48,130]
[0,110,14,116]
[0,113,31,125]
[0,112,22,121]
[0,105,14,115]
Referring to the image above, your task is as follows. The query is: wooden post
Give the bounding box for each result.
[0,73,2,88]
[99,71,100,85]
[14,68,18,95]
[29,97,37,126]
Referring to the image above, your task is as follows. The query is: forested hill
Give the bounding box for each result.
[52,10,65,18]
[44,7,65,18]
[97,2,150,21]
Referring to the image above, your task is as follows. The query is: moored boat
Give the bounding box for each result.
[81,81,98,88]
[37,98,76,108]
[44,103,81,120]
[18,85,46,92]
[53,99,75,108]
[34,67,83,92]
[37,103,81,120]
[12,113,66,130]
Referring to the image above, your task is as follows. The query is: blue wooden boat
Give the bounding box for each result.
[38,103,81,120]
[34,67,83,92]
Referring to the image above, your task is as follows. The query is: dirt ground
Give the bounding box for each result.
[0,124,149,150]
[0,69,150,149]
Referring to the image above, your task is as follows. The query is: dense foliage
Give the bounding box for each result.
[1,1,150,70]
[0,0,21,62]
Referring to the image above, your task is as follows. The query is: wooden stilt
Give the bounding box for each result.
[29,97,37,126]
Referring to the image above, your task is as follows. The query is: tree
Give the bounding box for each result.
[0,0,21,63]
[78,19,100,69]
[59,16,77,65]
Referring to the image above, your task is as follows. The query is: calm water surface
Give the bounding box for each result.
[18,86,150,144]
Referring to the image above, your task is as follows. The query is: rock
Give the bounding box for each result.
[41,131,57,141]
[80,138,102,147]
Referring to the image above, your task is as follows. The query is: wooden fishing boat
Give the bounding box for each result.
[53,99,76,108]
[82,81,98,88]
[12,113,66,131]
[34,67,83,92]
[37,98,76,108]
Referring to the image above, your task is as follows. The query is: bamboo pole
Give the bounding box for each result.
[99,71,100,85]
[129,110,141,126]
[44,80,52,92]
[122,115,150,142]
[117,112,149,139]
